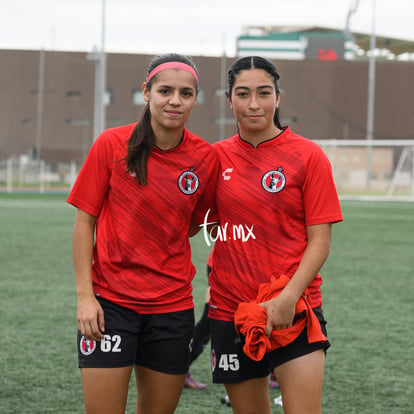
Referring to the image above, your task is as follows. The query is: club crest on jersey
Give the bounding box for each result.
[262,167,286,193]
[178,168,199,195]
[79,336,97,356]
[211,349,217,372]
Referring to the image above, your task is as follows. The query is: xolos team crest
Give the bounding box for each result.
[79,336,96,356]
[262,167,286,193]
[178,168,199,195]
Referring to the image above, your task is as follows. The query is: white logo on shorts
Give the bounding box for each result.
[80,336,97,356]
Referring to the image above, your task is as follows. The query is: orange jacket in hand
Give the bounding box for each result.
[234,275,327,361]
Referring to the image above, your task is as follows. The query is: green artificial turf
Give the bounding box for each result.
[1,195,413,413]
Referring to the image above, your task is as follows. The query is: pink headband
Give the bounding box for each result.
[146,61,198,85]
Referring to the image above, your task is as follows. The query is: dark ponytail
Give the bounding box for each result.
[125,107,154,185]
[227,56,283,129]
[125,53,198,184]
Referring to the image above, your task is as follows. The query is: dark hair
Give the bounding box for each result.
[125,53,198,184]
[227,56,283,129]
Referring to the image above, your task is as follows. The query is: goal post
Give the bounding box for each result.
[0,157,77,193]
[314,139,414,201]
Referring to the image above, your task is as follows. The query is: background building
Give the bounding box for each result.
[0,29,413,194]
[1,47,414,163]
[237,25,414,61]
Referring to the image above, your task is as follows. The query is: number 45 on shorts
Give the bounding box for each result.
[219,354,240,371]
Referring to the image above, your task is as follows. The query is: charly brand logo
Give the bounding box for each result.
[222,168,233,181]
[79,336,96,356]
[262,167,286,193]
[200,209,256,247]
[178,168,199,195]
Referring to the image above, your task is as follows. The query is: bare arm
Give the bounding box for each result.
[72,208,105,341]
[260,223,332,336]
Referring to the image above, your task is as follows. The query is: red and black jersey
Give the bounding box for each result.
[209,127,343,321]
[67,123,219,314]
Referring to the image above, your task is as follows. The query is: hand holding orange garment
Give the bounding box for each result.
[234,275,327,361]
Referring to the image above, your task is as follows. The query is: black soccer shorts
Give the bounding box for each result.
[78,296,195,374]
[210,307,330,383]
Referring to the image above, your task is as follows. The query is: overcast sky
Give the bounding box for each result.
[1,0,414,57]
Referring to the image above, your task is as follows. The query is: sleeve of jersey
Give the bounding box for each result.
[191,147,220,225]
[66,131,114,217]
[302,146,343,226]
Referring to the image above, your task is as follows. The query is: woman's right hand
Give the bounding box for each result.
[77,294,105,341]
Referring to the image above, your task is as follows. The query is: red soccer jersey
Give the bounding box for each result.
[67,123,219,314]
[208,127,343,321]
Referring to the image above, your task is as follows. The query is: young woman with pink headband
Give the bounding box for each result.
[67,53,218,414]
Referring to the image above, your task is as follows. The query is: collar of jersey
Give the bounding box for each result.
[237,126,288,149]
[153,130,186,153]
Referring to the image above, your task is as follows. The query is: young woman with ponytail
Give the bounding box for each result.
[67,53,218,414]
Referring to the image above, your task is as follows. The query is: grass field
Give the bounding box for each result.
[1,193,413,413]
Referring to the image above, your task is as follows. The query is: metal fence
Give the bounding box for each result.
[0,157,77,193]
[1,142,414,200]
